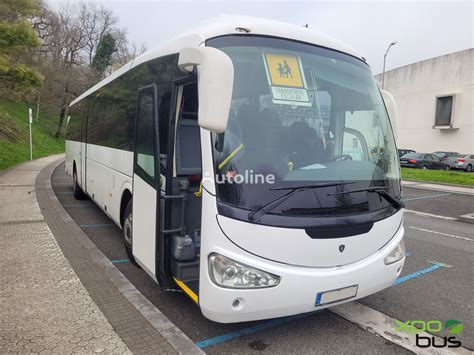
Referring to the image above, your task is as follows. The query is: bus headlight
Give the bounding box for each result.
[384,239,405,265]
[209,253,280,288]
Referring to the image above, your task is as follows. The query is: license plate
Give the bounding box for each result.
[315,285,358,306]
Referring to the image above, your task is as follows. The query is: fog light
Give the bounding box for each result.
[209,253,280,288]
[384,239,405,265]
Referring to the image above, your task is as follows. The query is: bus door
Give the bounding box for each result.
[160,77,202,300]
[132,84,161,281]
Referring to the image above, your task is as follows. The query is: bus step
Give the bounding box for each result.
[171,258,200,280]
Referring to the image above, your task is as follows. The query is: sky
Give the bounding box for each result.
[48,0,473,74]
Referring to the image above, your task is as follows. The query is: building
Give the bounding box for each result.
[375,49,473,154]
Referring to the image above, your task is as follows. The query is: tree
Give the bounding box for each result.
[79,3,117,66]
[0,0,43,93]
[14,1,144,136]
[92,33,116,75]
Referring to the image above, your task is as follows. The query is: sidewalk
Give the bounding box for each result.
[402,180,474,195]
[0,156,131,353]
[0,156,193,354]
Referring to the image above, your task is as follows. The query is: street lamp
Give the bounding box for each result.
[381,41,397,89]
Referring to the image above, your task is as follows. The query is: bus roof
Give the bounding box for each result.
[70,14,363,107]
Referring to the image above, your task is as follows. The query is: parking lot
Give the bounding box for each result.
[51,162,473,353]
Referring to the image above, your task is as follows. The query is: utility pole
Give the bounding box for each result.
[28,108,33,161]
[382,41,398,89]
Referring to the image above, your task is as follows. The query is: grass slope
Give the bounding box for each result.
[401,167,474,186]
[0,97,64,171]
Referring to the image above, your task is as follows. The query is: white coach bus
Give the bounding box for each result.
[65,15,405,323]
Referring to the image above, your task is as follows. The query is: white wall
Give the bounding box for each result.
[375,49,473,153]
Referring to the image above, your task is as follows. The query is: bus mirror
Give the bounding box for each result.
[381,89,398,140]
[178,47,234,133]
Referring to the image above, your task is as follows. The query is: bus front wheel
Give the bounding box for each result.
[123,200,138,266]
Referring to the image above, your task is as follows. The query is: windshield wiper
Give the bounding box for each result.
[247,181,356,223]
[327,187,405,209]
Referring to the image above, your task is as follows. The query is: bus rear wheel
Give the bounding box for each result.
[72,169,86,200]
[123,200,138,266]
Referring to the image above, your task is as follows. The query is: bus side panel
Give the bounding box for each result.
[84,143,133,226]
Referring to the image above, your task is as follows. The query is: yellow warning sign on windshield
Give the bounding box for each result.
[263,52,311,107]
[264,53,304,88]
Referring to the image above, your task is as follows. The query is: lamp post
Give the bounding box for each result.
[382,41,397,89]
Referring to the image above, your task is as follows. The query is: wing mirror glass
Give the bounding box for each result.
[178,47,234,133]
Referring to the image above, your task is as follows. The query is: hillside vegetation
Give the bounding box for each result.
[0,98,64,171]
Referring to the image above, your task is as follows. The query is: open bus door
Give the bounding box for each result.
[159,76,202,301]
[131,84,162,282]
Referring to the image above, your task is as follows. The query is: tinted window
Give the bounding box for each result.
[175,83,201,175]
[435,96,453,126]
[66,100,88,142]
[135,89,156,183]
[86,54,180,151]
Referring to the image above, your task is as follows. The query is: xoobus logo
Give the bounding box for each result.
[395,319,464,348]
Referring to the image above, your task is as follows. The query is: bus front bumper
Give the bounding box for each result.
[199,224,405,323]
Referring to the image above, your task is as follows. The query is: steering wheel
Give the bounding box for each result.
[333,154,353,161]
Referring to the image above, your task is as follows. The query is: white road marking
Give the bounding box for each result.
[409,226,473,242]
[331,302,471,354]
[404,193,451,201]
[404,209,457,221]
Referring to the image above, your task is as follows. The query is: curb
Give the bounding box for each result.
[403,179,473,189]
[36,158,204,354]
[402,181,474,196]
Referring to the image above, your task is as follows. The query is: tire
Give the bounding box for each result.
[123,200,138,266]
[444,165,450,171]
[466,164,472,173]
[421,165,428,170]
[72,168,86,200]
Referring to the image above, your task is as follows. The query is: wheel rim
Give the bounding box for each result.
[468,165,472,172]
[422,166,427,170]
[124,214,132,246]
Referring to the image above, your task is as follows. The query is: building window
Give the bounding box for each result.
[435,95,453,127]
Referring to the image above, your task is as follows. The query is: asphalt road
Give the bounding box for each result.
[51,163,473,353]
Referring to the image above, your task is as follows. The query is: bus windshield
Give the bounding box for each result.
[207,36,400,220]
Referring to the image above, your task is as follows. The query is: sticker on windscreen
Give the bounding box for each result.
[262,52,312,107]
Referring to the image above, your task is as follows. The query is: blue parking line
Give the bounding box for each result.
[196,311,319,348]
[79,223,115,228]
[195,260,446,349]
[394,262,445,285]
[403,193,450,202]
[111,259,129,264]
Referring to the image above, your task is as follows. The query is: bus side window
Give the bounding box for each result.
[175,83,201,176]
[158,91,171,173]
[135,91,156,184]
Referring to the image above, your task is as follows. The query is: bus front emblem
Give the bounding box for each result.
[339,245,345,253]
